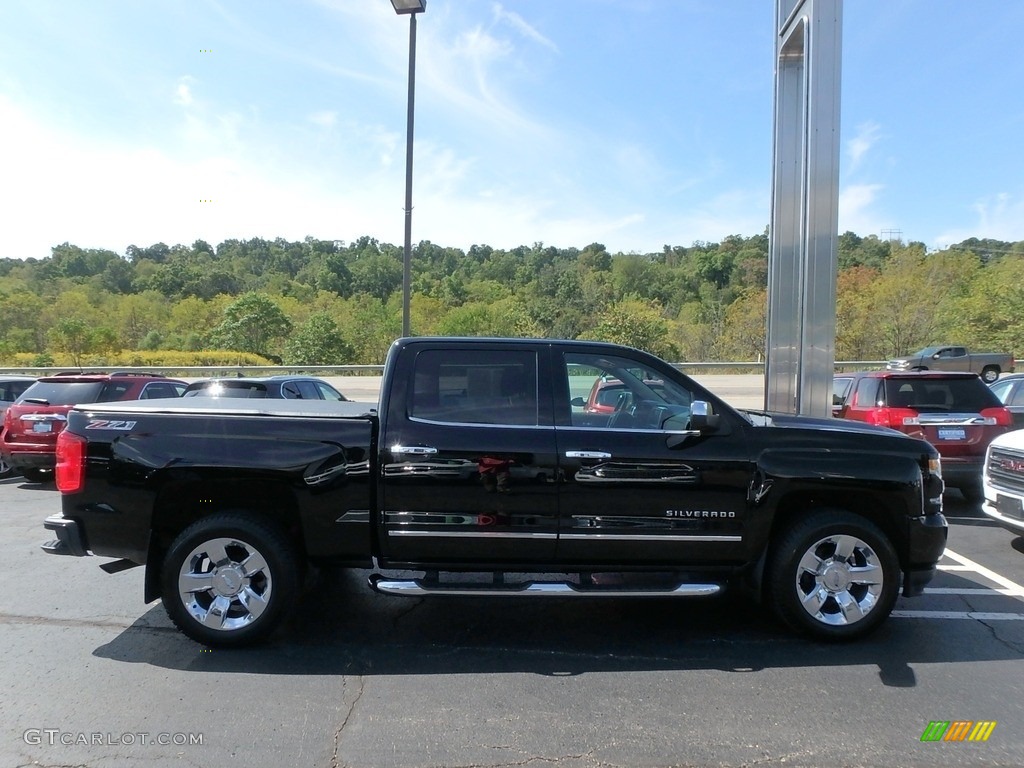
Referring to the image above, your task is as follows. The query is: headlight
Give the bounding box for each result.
[928,456,942,479]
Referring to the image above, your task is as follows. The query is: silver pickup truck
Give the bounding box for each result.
[887,346,1014,383]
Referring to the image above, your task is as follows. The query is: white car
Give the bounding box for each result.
[982,428,1024,535]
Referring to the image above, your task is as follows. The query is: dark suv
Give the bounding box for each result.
[834,370,1012,499]
[182,375,348,401]
[1,372,186,481]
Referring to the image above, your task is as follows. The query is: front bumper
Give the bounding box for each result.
[41,514,89,557]
[982,498,1024,535]
[902,512,948,597]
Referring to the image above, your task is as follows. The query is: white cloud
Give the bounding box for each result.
[934,191,1024,249]
[846,121,881,171]
[492,3,559,53]
[838,183,886,236]
[308,110,337,128]
[173,76,195,107]
[0,95,399,259]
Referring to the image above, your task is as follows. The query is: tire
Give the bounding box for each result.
[767,510,900,641]
[981,366,1000,384]
[21,468,50,483]
[161,513,300,647]
[0,456,11,478]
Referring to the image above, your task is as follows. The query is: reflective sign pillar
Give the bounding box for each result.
[766,0,842,416]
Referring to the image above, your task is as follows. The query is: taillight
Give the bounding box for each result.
[866,407,919,429]
[980,407,1014,427]
[55,431,86,493]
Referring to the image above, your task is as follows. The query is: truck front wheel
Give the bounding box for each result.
[767,510,899,641]
[161,513,299,647]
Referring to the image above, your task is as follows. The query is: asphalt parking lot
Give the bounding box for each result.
[2,478,1023,767]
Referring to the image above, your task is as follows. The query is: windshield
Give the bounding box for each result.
[883,377,1001,412]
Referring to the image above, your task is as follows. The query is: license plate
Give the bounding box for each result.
[997,494,1024,520]
[31,422,52,433]
[937,427,966,441]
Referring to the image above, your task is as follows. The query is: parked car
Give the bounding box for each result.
[982,428,1024,536]
[885,346,1014,383]
[183,375,348,401]
[0,375,38,477]
[1,372,186,482]
[578,376,672,415]
[833,370,1013,499]
[988,373,1024,427]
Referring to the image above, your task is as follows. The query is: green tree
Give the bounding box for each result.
[284,313,354,365]
[210,293,293,359]
[49,319,92,367]
[587,298,676,359]
[719,289,766,361]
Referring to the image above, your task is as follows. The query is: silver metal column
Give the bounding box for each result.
[766,0,842,416]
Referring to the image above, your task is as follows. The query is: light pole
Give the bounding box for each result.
[390,0,425,338]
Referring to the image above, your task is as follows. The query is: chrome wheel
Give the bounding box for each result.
[162,513,298,646]
[177,537,273,631]
[768,509,899,640]
[794,533,884,626]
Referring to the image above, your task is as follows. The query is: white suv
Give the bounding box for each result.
[982,429,1024,535]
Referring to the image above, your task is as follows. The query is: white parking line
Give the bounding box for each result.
[893,547,1024,621]
[942,548,1024,597]
[892,610,1024,621]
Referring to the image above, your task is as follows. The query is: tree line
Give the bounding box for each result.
[0,232,1021,367]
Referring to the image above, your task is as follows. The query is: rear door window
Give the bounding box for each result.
[98,382,133,402]
[294,380,321,399]
[410,349,539,426]
[140,382,185,399]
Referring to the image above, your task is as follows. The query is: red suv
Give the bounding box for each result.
[1,372,186,482]
[834,370,1012,500]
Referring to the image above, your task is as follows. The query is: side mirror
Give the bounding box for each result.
[570,396,586,407]
[665,400,718,448]
[689,400,719,432]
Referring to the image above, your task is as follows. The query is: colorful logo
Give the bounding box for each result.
[921,721,997,742]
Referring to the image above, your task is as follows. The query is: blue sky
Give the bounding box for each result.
[2,0,1023,261]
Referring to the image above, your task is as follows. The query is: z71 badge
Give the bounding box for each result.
[85,420,137,430]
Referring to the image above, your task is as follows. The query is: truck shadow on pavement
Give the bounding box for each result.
[92,563,1024,686]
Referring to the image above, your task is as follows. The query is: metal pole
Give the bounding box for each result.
[401,13,417,337]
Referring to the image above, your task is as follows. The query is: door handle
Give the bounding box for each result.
[391,445,439,456]
[565,451,612,459]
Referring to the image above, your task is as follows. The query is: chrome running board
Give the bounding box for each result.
[368,574,722,598]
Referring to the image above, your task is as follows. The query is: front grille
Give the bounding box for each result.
[987,446,1024,494]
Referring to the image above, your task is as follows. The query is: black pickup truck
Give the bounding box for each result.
[43,337,947,646]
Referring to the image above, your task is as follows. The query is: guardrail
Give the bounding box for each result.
[0,361,891,376]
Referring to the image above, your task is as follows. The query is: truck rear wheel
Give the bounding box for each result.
[161,513,299,647]
[981,366,1000,383]
[767,510,899,641]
